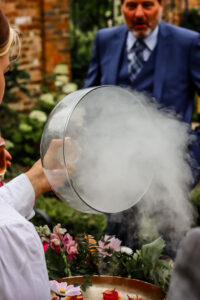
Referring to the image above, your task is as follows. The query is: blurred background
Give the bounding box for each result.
[1,0,200,237]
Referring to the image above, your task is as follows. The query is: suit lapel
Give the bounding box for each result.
[106,25,128,84]
[153,22,171,102]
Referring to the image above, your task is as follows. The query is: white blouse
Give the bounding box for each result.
[0,174,51,300]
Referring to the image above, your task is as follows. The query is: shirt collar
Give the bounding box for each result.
[127,25,159,53]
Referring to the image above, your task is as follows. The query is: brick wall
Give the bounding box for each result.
[163,0,199,25]
[1,0,71,110]
[42,0,71,75]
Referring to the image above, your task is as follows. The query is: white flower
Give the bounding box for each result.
[62,83,77,94]
[120,246,133,255]
[105,10,111,17]
[29,110,47,123]
[55,75,69,87]
[40,93,55,105]
[54,64,68,75]
[50,280,81,297]
[56,93,67,102]
[19,123,33,132]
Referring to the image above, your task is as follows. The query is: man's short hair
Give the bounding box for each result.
[120,0,162,4]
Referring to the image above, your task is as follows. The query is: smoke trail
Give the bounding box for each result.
[66,87,195,253]
[42,86,195,254]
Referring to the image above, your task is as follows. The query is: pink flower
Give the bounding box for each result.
[50,233,61,253]
[98,235,121,256]
[43,243,49,253]
[65,240,78,260]
[62,233,73,247]
[50,280,81,297]
[62,232,78,260]
[53,224,66,241]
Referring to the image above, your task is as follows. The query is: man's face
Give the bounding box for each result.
[121,0,163,38]
[0,53,10,103]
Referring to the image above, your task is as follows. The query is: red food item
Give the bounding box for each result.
[69,296,84,300]
[103,290,119,300]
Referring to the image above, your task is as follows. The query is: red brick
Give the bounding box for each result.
[2,0,71,109]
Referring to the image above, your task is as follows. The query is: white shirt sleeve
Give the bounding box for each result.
[0,204,51,300]
[0,174,35,219]
[0,175,51,299]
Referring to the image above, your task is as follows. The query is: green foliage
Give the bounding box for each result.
[125,237,173,292]
[191,95,200,122]
[80,277,92,292]
[69,0,113,87]
[37,223,172,292]
[190,186,200,206]
[70,239,100,277]
[1,106,47,167]
[190,186,200,225]
[45,243,93,290]
[0,62,32,169]
[32,195,107,237]
[46,247,66,280]
[179,8,200,121]
[1,63,77,171]
[70,23,98,87]
[4,61,31,103]
[70,0,113,32]
[138,217,159,246]
[180,8,200,33]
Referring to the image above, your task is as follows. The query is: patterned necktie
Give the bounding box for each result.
[129,39,146,82]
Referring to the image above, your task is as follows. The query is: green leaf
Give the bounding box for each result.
[81,276,92,292]
[45,247,66,280]
[141,237,165,267]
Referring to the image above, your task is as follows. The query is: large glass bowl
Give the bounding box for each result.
[40,86,153,214]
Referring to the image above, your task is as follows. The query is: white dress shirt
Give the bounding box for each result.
[127,26,159,62]
[0,174,51,300]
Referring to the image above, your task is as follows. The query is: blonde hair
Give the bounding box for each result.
[0,26,21,58]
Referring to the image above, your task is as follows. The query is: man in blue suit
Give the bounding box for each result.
[84,0,200,127]
[84,0,200,252]
[85,0,200,180]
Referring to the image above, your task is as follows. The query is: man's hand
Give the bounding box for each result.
[25,159,51,198]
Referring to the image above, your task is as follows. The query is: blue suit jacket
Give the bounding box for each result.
[84,22,200,183]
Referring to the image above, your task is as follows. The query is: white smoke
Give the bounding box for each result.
[43,86,195,253]
[66,87,195,251]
